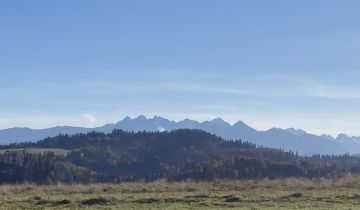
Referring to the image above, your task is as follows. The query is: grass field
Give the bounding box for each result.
[1,176,360,209]
[0,148,70,155]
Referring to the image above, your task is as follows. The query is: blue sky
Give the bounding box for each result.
[1,0,360,136]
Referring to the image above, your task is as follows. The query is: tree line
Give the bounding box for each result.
[0,129,359,184]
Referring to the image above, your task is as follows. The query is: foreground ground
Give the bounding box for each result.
[1,177,360,210]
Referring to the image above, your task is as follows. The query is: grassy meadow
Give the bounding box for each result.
[1,176,360,209]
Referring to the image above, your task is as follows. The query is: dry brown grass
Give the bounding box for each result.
[1,176,360,209]
[1,175,360,195]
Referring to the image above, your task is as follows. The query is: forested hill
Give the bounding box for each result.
[1,129,360,184]
[0,116,354,155]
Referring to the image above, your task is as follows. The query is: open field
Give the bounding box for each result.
[1,177,360,209]
[0,148,70,155]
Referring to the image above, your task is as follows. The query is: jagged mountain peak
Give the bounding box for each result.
[0,115,357,155]
[336,134,353,142]
[135,115,147,120]
[285,128,307,136]
[122,116,131,121]
[321,134,335,140]
[210,117,230,127]
[266,127,283,133]
[233,120,256,130]
[179,118,197,123]
[211,117,225,122]
[151,115,172,123]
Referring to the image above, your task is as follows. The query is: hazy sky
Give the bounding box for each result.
[1,1,360,136]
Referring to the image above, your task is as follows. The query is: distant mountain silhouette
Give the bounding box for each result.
[0,115,358,155]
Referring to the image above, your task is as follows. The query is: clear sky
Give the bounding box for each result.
[1,0,360,136]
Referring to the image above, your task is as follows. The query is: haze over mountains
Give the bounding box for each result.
[0,115,359,155]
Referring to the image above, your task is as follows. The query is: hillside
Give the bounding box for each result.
[0,116,357,155]
[1,129,360,184]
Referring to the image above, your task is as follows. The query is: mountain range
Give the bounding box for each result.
[1,115,359,155]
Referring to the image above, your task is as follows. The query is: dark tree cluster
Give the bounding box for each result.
[0,129,359,184]
[0,151,95,184]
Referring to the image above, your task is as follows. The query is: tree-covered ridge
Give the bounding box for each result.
[0,129,360,184]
